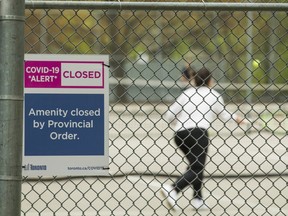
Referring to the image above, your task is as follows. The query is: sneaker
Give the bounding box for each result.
[192,198,209,210]
[160,184,179,210]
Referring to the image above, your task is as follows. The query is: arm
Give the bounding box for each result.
[164,91,189,123]
[214,94,242,124]
[219,97,246,124]
[164,100,183,123]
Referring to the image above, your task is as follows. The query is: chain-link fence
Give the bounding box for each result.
[23,1,288,215]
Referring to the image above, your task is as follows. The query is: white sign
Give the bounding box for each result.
[23,54,109,176]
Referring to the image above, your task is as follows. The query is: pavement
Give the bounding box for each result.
[22,102,288,216]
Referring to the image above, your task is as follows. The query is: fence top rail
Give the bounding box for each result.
[25,1,288,11]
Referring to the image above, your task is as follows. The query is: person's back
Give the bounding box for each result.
[166,81,232,131]
[176,86,220,130]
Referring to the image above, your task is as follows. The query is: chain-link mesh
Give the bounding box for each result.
[23,2,288,215]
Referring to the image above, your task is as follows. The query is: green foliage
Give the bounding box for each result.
[169,41,191,61]
[25,8,288,85]
[252,68,267,84]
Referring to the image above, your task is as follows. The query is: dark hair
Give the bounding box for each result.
[182,66,196,80]
[195,67,212,87]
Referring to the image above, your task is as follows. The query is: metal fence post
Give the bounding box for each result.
[0,0,25,215]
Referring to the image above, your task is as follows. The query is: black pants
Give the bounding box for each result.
[173,128,209,199]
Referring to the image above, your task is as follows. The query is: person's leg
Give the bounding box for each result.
[173,129,208,196]
[190,129,209,199]
[173,129,199,193]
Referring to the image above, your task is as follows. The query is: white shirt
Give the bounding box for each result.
[164,86,237,131]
